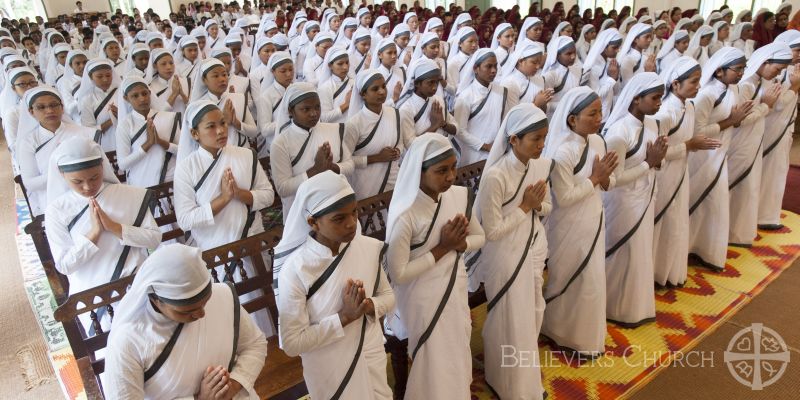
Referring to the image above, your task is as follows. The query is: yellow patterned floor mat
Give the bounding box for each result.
[468,211,800,399]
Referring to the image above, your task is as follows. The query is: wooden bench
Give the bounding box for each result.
[147,181,185,242]
[49,160,488,399]
[104,151,127,183]
[258,156,283,231]
[53,227,307,399]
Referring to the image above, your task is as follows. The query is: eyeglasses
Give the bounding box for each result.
[724,65,745,73]
[32,102,62,111]
[14,81,38,89]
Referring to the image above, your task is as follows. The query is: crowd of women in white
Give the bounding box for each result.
[3,3,798,399]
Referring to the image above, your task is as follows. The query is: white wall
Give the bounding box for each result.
[42,0,110,17]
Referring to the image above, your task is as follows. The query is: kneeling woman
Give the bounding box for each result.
[46,136,161,330]
[472,104,550,400]
[385,133,485,399]
[173,101,275,335]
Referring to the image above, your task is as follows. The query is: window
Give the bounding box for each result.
[578,0,634,13]
[1,0,47,20]
[701,0,781,22]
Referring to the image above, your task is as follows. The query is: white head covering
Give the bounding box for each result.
[707,12,723,24]
[372,16,391,38]
[348,27,372,62]
[45,43,70,86]
[660,56,701,99]
[75,58,120,101]
[686,25,715,59]
[110,244,212,328]
[542,36,575,73]
[674,18,693,33]
[387,133,455,235]
[619,16,637,35]
[730,22,753,43]
[0,67,36,113]
[347,69,384,118]
[251,36,275,72]
[321,11,338,34]
[397,58,441,107]
[146,32,165,47]
[576,24,596,50]
[274,170,355,264]
[261,51,293,87]
[515,17,542,49]
[189,58,227,101]
[272,33,290,51]
[742,42,793,83]
[287,15,308,40]
[60,49,86,85]
[174,36,199,66]
[447,27,477,62]
[423,17,444,35]
[721,9,734,19]
[602,72,663,134]
[45,134,120,205]
[135,30,149,44]
[145,48,173,82]
[304,32,334,64]
[274,82,318,133]
[485,103,548,171]
[653,20,667,31]
[318,45,349,85]
[295,20,320,50]
[335,17,358,48]
[700,47,746,86]
[491,23,514,50]
[691,14,705,25]
[617,23,653,62]
[501,42,545,78]
[543,86,599,158]
[124,43,150,74]
[639,15,654,25]
[177,100,220,161]
[583,28,623,75]
[549,21,572,44]
[406,32,437,69]
[600,18,616,31]
[448,13,473,42]
[457,48,496,93]
[18,85,70,138]
[116,76,169,127]
[657,30,689,60]
[776,30,800,47]
[357,8,372,25]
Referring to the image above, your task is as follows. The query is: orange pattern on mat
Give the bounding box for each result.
[468,211,800,400]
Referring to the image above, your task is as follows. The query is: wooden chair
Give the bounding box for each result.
[104,151,126,183]
[23,216,70,303]
[258,156,283,231]
[147,181,184,242]
[53,228,307,399]
[13,174,33,217]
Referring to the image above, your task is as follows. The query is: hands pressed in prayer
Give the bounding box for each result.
[234,57,245,76]
[392,81,403,104]
[534,88,554,109]
[89,198,123,240]
[403,50,412,66]
[480,142,492,152]
[761,84,781,109]
[308,142,338,177]
[607,59,620,80]
[519,180,547,214]
[338,279,372,326]
[223,99,242,130]
[364,53,372,70]
[196,365,236,400]
[729,100,755,128]
[590,151,618,190]
[432,214,469,261]
[87,199,103,244]
[142,118,169,152]
[169,77,188,106]
[685,135,722,152]
[368,146,401,164]
[643,54,656,73]
[427,101,445,132]
[339,89,353,114]
[645,136,668,169]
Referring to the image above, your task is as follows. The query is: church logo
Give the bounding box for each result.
[724,323,790,390]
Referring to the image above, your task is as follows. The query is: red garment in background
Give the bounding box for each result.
[753,12,776,49]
